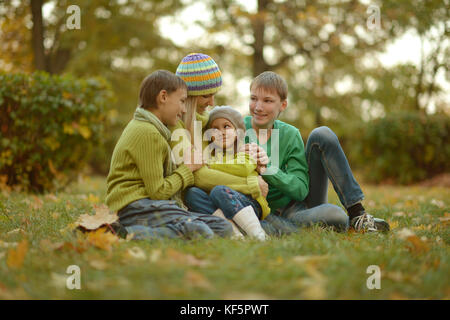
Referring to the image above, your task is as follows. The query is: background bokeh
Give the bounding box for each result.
[1,0,449,190]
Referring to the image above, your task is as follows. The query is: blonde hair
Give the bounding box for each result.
[250,71,288,101]
[182,96,198,143]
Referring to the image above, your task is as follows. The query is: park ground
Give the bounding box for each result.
[0,173,449,299]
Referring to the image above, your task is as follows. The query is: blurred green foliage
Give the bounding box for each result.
[347,112,450,184]
[0,72,113,192]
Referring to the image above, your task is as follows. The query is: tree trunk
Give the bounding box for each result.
[252,0,270,77]
[30,0,47,71]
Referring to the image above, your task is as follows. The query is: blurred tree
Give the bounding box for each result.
[194,0,449,133]
[0,0,188,173]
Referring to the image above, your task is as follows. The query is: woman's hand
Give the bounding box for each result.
[257,176,269,197]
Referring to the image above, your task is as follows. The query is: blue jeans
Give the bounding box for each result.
[275,126,364,232]
[117,198,233,240]
[185,186,262,220]
[185,186,299,237]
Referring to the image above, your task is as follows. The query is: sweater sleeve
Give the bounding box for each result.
[194,166,261,199]
[262,130,309,202]
[132,132,194,200]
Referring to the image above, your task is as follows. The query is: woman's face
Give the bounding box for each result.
[249,87,287,129]
[209,118,237,150]
[196,94,215,112]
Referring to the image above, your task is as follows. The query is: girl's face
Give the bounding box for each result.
[249,87,287,129]
[196,94,215,112]
[210,118,237,150]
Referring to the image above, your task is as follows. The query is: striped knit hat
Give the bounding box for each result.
[176,53,222,96]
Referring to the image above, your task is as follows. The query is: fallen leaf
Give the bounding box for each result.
[30,196,43,210]
[50,273,67,289]
[396,228,429,253]
[89,259,108,270]
[149,249,161,263]
[430,199,445,208]
[166,248,211,267]
[75,204,118,231]
[45,194,59,202]
[87,193,100,204]
[393,211,405,217]
[6,239,28,269]
[126,247,147,260]
[86,227,118,251]
[184,270,213,290]
[6,228,21,235]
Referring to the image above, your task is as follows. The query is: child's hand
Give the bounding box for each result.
[241,143,269,166]
[257,164,267,175]
[257,176,269,197]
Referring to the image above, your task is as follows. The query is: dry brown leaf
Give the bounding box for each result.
[126,247,147,260]
[86,227,118,251]
[184,270,213,291]
[166,248,211,267]
[89,259,108,270]
[6,239,28,269]
[30,196,43,210]
[75,204,118,231]
[396,228,429,253]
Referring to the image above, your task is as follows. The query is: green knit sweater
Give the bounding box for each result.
[106,119,194,212]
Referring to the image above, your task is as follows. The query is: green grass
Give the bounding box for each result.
[0,175,449,299]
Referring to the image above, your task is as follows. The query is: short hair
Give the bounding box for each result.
[250,71,288,101]
[139,70,187,109]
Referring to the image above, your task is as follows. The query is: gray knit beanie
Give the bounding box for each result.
[206,106,245,132]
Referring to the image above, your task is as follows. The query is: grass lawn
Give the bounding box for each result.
[0,175,449,299]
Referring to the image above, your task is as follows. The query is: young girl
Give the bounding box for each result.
[184,106,269,241]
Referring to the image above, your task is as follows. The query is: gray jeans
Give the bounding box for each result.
[117,198,233,240]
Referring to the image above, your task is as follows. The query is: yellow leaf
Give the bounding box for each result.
[87,193,100,204]
[87,227,118,251]
[7,239,28,269]
[184,270,213,291]
[78,125,91,139]
[63,123,75,135]
[43,136,60,151]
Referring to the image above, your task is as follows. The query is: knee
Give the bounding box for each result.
[210,185,230,200]
[309,126,338,145]
[184,187,204,204]
[322,204,349,232]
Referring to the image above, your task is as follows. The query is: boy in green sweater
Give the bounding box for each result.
[106,70,232,240]
[242,71,390,233]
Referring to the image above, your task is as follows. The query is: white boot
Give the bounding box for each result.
[212,209,244,240]
[232,206,267,241]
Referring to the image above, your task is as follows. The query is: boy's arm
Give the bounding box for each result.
[134,132,194,200]
[194,166,261,200]
[262,130,309,202]
[208,152,257,177]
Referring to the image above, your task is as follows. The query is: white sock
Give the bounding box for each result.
[232,206,267,241]
[212,209,244,240]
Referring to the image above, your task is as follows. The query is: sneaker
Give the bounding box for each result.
[350,212,390,232]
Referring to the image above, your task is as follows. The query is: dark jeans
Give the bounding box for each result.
[184,186,262,219]
[275,126,365,232]
[117,198,233,240]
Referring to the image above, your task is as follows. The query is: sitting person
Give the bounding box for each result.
[105,70,232,240]
[184,106,270,241]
